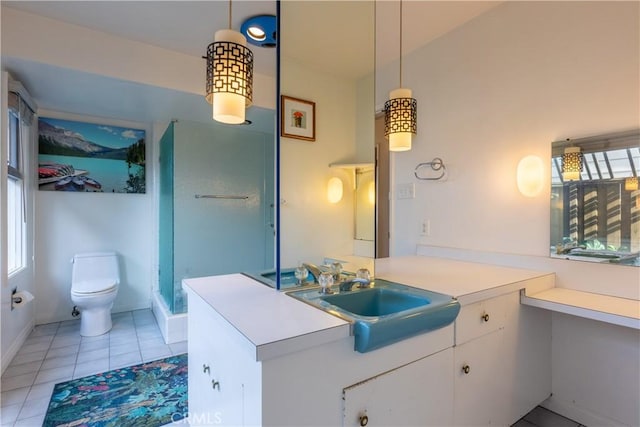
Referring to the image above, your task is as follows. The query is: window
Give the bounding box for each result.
[7,93,28,275]
[7,175,24,273]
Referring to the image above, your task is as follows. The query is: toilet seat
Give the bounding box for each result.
[71,279,118,295]
[71,285,117,297]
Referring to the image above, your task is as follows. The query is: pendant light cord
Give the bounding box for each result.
[399,0,403,88]
[228,0,232,29]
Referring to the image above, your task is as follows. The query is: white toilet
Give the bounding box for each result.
[71,252,120,336]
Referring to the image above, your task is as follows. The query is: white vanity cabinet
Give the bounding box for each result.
[453,291,551,426]
[343,348,454,426]
[453,294,506,426]
[185,262,554,427]
[188,290,262,426]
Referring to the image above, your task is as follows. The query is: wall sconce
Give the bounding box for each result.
[327,177,343,204]
[561,147,582,181]
[517,155,544,197]
[205,0,253,124]
[368,181,375,205]
[384,0,417,152]
[625,177,638,191]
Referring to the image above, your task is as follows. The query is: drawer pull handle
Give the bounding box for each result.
[462,364,471,374]
[359,414,369,426]
[212,379,220,391]
[203,364,210,374]
[481,313,490,322]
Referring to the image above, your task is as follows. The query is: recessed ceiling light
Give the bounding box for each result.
[241,15,277,48]
[247,26,266,41]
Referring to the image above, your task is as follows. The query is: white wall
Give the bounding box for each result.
[34,110,154,323]
[379,2,639,425]
[356,73,375,164]
[280,59,357,267]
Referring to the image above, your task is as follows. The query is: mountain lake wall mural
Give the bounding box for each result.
[38,117,146,193]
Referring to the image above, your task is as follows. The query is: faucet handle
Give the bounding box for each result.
[330,262,343,282]
[355,268,371,288]
[318,272,334,294]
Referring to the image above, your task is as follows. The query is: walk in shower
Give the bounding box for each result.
[158,114,275,315]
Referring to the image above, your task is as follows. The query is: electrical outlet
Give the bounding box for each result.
[397,183,415,200]
[420,219,431,236]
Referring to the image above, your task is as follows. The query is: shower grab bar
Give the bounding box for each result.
[195,194,249,200]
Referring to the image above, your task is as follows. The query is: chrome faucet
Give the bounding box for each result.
[302,263,323,284]
[338,277,371,292]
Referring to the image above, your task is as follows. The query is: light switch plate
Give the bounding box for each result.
[397,183,415,199]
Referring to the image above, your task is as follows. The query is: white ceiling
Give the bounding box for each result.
[3,1,278,76]
[2,1,502,123]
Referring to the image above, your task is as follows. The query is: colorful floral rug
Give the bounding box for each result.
[43,354,188,427]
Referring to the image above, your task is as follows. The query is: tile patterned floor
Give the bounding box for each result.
[1,309,584,427]
[0,309,186,427]
[513,406,587,427]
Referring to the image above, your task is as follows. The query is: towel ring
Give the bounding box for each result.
[415,158,446,181]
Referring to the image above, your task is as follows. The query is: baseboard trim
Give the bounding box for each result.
[1,318,35,375]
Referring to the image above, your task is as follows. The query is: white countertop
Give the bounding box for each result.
[374,256,554,305]
[521,287,640,330]
[183,274,350,361]
[183,257,556,360]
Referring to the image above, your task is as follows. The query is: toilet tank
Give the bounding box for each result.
[72,252,120,285]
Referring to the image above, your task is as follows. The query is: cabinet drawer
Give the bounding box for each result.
[455,293,510,345]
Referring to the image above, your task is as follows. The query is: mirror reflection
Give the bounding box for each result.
[550,130,640,266]
[277,1,376,289]
[355,167,375,241]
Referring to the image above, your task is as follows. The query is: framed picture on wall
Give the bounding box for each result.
[38,116,146,193]
[281,95,315,141]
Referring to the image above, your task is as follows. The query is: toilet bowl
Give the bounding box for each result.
[71,252,120,336]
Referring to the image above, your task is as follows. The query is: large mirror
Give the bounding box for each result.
[275,1,376,289]
[550,130,640,266]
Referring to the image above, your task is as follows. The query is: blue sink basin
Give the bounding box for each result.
[288,279,460,353]
[321,288,429,317]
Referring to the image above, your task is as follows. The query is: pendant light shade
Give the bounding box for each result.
[205,2,253,124]
[561,147,582,181]
[384,0,417,152]
[385,88,417,152]
[625,177,638,191]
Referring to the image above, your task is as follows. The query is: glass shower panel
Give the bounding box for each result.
[158,122,175,312]
[173,120,275,304]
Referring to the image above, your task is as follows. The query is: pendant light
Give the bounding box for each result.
[205,0,254,124]
[625,177,638,191]
[561,147,582,181]
[384,0,417,152]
